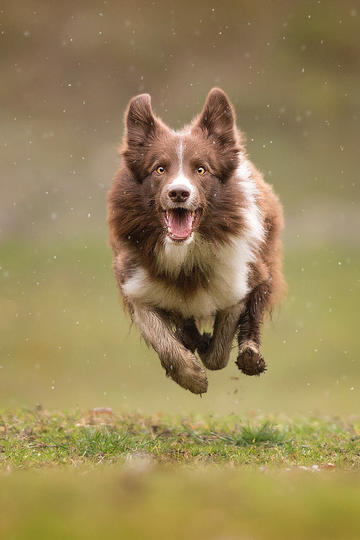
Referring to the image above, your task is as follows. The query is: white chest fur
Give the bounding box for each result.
[123,235,255,320]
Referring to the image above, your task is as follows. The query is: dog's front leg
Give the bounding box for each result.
[131,304,208,394]
[236,281,270,375]
[198,304,244,370]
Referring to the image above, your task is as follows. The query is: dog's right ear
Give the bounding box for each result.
[193,88,240,181]
[194,88,237,145]
[122,94,160,179]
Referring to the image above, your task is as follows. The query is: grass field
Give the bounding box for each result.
[1,238,359,538]
[2,408,360,470]
[1,408,360,539]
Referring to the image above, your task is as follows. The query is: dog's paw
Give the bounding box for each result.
[236,343,266,376]
[180,363,208,394]
[197,332,212,355]
[164,357,208,395]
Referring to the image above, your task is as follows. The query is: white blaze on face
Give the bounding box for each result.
[161,136,198,252]
[166,138,195,204]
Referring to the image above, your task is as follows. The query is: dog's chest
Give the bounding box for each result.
[122,236,253,319]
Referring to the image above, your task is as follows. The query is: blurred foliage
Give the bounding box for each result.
[0,0,359,238]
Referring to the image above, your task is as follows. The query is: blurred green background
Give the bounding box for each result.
[1,0,359,416]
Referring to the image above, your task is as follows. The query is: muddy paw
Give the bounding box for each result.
[180,364,208,394]
[164,358,208,395]
[236,344,267,376]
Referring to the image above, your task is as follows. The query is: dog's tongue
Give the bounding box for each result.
[168,210,193,240]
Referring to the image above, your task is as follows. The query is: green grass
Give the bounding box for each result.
[1,409,360,539]
[1,409,359,470]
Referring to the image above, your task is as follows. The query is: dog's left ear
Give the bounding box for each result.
[194,88,237,146]
[193,88,240,180]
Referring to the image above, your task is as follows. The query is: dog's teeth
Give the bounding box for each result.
[167,226,171,233]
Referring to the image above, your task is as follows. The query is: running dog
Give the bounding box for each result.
[107,88,285,394]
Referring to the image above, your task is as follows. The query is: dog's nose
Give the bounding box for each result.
[168,185,191,202]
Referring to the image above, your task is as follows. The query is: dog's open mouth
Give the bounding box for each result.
[163,208,201,242]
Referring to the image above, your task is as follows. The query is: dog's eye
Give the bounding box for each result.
[197,166,206,175]
[155,166,165,175]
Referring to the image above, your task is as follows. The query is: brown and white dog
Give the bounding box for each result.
[107,88,285,394]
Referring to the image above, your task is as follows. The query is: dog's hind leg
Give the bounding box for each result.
[197,303,244,370]
[236,281,271,376]
[131,304,208,394]
[174,317,209,354]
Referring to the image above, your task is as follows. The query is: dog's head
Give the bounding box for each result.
[120,88,243,246]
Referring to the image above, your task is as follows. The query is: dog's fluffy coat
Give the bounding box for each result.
[107,88,285,394]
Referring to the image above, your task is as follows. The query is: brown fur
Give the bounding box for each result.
[107,88,285,393]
